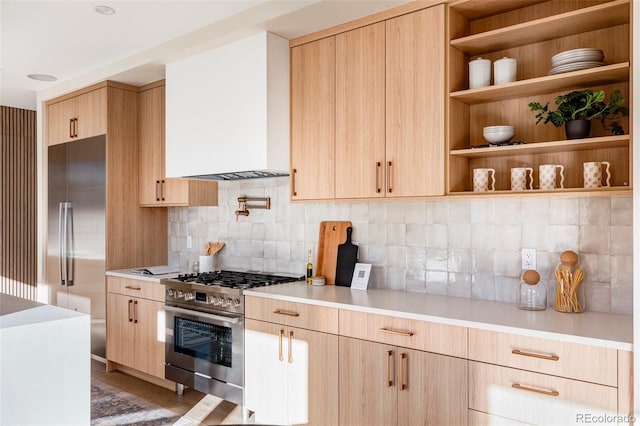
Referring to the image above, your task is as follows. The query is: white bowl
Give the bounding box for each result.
[483,126,514,143]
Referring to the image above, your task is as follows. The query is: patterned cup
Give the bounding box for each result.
[583,161,611,189]
[539,164,565,190]
[473,168,496,192]
[510,167,533,191]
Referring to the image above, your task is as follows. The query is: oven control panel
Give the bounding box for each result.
[165,284,244,314]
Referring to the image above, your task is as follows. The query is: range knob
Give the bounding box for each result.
[184,292,195,301]
[232,298,241,307]
[214,296,224,306]
[206,295,216,305]
[175,290,185,299]
[222,297,232,307]
[166,288,175,297]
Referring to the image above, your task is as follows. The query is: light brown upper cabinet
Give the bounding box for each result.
[47,87,107,146]
[385,6,445,197]
[290,37,336,201]
[138,81,217,207]
[290,4,445,200]
[447,0,631,195]
[335,22,386,199]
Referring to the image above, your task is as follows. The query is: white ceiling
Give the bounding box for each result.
[1,0,412,111]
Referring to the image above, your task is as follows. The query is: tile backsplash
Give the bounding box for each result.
[168,177,633,315]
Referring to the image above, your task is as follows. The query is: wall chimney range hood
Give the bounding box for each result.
[165,32,289,180]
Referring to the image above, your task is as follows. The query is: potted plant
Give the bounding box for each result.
[529,89,628,139]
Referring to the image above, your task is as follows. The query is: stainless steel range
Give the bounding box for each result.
[164,270,303,404]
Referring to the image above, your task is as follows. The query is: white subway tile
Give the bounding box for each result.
[548,198,579,225]
[387,223,406,245]
[611,195,632,225]
[404,202,427,224]
[546,225,579,252]
[579,225,610,254]
[447,272,471,297]
[611,255,633,286]
[579,197,611,226]
[610,226,632,255]
[406,224,426,247]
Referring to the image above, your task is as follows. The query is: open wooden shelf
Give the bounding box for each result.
[448,186,631,196]
[450,135,630,159]
[450,0,630,55]
[450,63,629,105]
[449,0,547,20]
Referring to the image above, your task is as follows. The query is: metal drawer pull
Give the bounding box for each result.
[512,349,559,361]
[278,329,284,361]
[273,309,300,317]
[125,286,141,291]
[291,169,297,196]
[376,162,382,193]
[400,353,407,390]
[288,331,294,364]
[128,299,133,322]
[386,350,393,387]
[512,383,559,397]
[379,327,414,337]
[133,300,138,323]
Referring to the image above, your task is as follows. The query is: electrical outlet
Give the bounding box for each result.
[187,235,193,249]
[522,248,536,270]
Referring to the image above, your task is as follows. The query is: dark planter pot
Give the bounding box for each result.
[564,119,591,140]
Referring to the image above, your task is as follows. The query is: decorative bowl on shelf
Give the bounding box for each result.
[483,125,514,143]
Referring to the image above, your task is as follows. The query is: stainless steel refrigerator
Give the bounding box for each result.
[47,135,106,358]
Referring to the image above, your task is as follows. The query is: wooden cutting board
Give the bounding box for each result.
[316,221,352,285]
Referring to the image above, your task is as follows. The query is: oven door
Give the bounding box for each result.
[165,303,244,387]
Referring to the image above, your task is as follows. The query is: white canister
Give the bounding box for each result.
[199,255,216,272]
[469,57,491,89]
[493,57,517,85]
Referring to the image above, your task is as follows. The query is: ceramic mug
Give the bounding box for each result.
[473,168,496,192]
[511,167,533,191]
[583,161,611,189]
[494,57,517,84]
[539,164,565,190]
[469,57,491,89]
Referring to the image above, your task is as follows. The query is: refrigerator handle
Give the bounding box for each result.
[66,203,75,287]
[59,202,66,286]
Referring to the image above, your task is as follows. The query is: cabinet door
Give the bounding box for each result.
[106,292,136,368]
[245,319,288,425]
[288,326,339,426]
[133,298,166,379]
[139,86,164,205]
[386,6,445,197]
[397,348,467,426]
[335,22,386,199]
[339,337,397,426]
[76,88,107,140]
[290,37,335,200]
[47,98,76,145]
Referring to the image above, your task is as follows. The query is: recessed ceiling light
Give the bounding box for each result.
[95,5,116,16]
[27,74,58,82]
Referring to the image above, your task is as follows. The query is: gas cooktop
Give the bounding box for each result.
[172,270,303,289]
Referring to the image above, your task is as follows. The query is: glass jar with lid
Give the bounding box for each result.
[554,250,585,313]
[518,269,547,310]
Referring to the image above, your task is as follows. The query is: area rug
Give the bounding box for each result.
[91,378,181,426]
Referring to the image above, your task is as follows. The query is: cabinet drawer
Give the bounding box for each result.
[469,409,533,426]
[339,310,467,358]
[469,361,617,425]
[106,276,165,301]
[245,296,338,334]
[469,329,617,386]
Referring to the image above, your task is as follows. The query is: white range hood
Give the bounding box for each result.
[165,32,289,180]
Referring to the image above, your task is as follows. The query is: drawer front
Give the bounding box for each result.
[106,276,165,301]
[470,361,617,426]
[469,409,533,426]
[339,310,467,358]
[469,328,617,386]
[245,296,338,334]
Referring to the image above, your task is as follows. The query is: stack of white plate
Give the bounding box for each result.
[548,48,605,75]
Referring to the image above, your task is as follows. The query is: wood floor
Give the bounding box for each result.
[91,359,252,425]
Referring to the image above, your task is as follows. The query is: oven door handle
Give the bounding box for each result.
[164,305,241,324]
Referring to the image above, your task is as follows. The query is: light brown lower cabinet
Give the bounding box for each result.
[244,318,339,426]
[338,336,467,426]
[469,361,618,425]
[106,277,165,380]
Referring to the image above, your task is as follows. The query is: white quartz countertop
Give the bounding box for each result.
[0,294,86,329]
[107,268,187,283]
[244,283,633,351]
